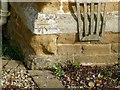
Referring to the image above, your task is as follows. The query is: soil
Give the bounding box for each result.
[52,61,120,89]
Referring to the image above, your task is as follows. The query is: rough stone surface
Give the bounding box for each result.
[82,44,111,55]
[111,43,120,53]
[28,70,64,88]
[31,35,57,55]
[57,44,82,55]
[25,54,119,69]
[25,55,73,69]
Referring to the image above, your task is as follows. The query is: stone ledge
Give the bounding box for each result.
[24,55,73,69]
[25,54,119,69]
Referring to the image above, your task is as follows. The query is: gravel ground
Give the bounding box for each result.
[0,69,39,89]
[52,62,120,89]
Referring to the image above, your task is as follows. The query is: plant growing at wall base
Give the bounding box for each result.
[73,62,80,68]
[106,71,113,77]
[52,63,64,77]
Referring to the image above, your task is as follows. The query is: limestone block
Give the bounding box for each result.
[57,44,82,55]
[82,44,111,55]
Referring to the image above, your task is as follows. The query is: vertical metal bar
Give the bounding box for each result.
[76,1,82,40]
[96,2,101,35]
[84,2,88,36]
[90,2,94,35]
[101,3,108,38]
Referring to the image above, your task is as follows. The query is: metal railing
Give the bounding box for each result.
[76,0,108,41]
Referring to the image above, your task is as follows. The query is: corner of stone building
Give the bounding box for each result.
[30,34,58,55]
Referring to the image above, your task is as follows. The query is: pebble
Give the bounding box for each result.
[88,81,95,88]
[96,83,100,86]
[86,77,90,80]
[1,69,37,89]
[96,80,102,85]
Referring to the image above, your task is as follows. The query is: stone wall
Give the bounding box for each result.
[7,7,57,56]
[35,2,119,13]
[34,2,119,34]
[7,2,120,69]
[8,7,120,54]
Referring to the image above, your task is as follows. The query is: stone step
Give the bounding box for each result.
[57,43,118,55]
[25,54,119,69]
[28,70,64,88]
[2,60,26,70]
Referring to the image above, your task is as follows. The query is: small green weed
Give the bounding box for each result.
[73,62,80,68]
[52,63,64,77]
[106,71,113,77]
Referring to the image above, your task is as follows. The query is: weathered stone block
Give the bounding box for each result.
[111,43,120,53]
[31,35,57,55]
[82,44,111,55]
[25,55,73,69]
[57,44,82,55]
[25,54,119,69]
[74,54,118,65]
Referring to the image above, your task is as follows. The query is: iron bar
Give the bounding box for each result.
[96,2,101,35]
[90,2,94,35]
[76,1,82,40]
[84,2,88,36]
